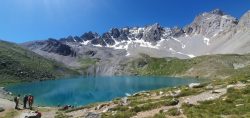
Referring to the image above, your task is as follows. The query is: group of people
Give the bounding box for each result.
[14,94,34,110]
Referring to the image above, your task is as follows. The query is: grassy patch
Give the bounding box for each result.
[0,110,18,118]
[129,54,250,79]
[0,41,78,86]
[102,111,136,118]
[182,85,250,118]
[55,111,72,118]
[153,112,166,118]
[130,55,193,76]
[166,107,180,116]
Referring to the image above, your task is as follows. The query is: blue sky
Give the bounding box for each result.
[0,0,250,43]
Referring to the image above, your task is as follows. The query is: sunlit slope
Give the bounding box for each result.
[0,40,77,85]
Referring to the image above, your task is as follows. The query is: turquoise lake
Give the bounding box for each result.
[6,76,199,106]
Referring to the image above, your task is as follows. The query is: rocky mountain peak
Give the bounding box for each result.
[22,9,250,64]
[41,38,76,56]
[209,9,224,15]
[184,9,238,37]
[81,31,99,41]
[238,10,250,29]
[142,23,163,43]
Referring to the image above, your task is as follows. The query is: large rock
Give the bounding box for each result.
[189,83,201,88]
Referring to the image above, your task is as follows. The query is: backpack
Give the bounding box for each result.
[29,96,33,102]
[14,97,17,102]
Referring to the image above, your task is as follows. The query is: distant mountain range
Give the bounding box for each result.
[20,9,250,76]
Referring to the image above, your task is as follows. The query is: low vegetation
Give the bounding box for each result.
[77,57,99,74]
[0,110,18,118]
[182,85,250,118]
[166,107,180,116]
[129,54,250,79]
[0,40,78,86]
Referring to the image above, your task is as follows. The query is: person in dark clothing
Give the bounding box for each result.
[14,94,20,109]
[23,95,28,109]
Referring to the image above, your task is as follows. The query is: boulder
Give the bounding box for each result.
[189,83,201,88]
[121,97,128,106]
[205,85,214,90]
[170,89,181,97]
[226,84,235,89]
[0,107,4,112]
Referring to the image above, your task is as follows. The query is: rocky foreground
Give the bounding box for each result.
[0,78,249,118]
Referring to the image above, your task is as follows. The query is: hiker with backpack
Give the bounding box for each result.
[28,94,34,110]
[14,94,20,109]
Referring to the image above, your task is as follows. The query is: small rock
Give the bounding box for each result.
[95,105,101,110]
[121,97,128,106]
[235,104,244,107]
[7,92,12,95]
[159,91,163,95]
[0,107,4,112]
[189,83,201,88]
[95,104,106,110]
[102,108,109,113]
[170,89,181,97]
[206,85,213,89]
[212,90,221,94]
[207,97,214,100]
[227,85,235,88]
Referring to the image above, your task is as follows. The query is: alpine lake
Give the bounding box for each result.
[5,76,200,106]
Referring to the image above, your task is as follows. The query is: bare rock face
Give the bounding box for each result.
[238,10,250,29]
[142,23,163,43]
[171,27,185,37]
[184,9,238,37]
[41,39,76,57]
[102,33,115,45]
[81,31,99,41]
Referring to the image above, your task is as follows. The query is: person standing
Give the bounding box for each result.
[14,94,20,109]
[28,95,34,110]
[23,95,28,109]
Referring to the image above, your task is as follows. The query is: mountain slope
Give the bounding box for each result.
[125,54,250,79]
[0,40,77,86]
[21,9,250,76]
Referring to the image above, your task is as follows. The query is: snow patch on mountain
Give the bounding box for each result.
[203,37,210,45]
[169,48,195,58]
[81,40,90,45]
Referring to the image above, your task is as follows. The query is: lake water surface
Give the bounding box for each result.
[6,76,199,106]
